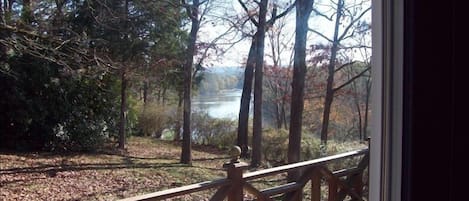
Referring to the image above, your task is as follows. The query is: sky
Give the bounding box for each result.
[197,0,372,68]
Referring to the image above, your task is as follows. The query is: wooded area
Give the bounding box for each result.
[1,0,371,199]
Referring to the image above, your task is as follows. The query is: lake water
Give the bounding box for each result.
[192,89,251,120]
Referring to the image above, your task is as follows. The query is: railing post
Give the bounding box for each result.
[350,172,364,201]
[311,168,321,201]
[352,143,369,201]
[224,146,248,201]
[366,137,371,150]
[328,178,338,201]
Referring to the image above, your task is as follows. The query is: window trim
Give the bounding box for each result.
[370,0,403,200]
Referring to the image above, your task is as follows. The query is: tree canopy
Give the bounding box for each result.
[0,0,188,151]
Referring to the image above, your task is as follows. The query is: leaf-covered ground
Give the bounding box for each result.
[0,137,231,201]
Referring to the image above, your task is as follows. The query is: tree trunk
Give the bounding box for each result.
[363,78,371,140]
[276,99,282,129]
[251,0,268,168]
[0,1,4,62]
[181,0,200,165]
[118,70,127,150]
[143,80,148,106]
[162,87,167,105]
[319,0,343,155]
[237,39,256,158]
[287,0,313,182]
[282,101,288,130]
[282,79,289,130]
[0,0,4,24]
[174,92,183,141]
[354,91,363,141]
[269,79,282,129]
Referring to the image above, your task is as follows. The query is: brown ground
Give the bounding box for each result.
[0,137,231,201]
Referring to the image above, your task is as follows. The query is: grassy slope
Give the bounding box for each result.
[0,137,230,201]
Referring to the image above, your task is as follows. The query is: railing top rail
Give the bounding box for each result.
[118,148,369,201]
[243,148,368,181]
[118,178,230,201]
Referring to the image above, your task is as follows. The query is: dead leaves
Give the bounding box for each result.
[1,137,228,200]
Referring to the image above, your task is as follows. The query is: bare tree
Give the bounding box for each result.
[287,0,314,186]
[348,63,371,141]
[309,0,371,154]
[265,14,294,129]
[117,0,131,150]
[181,0,206,165]
[236,0,295,164]
[249,0,268,167]
[264,65,292,129]
[349,41,372,141]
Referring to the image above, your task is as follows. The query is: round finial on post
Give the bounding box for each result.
[229,145,242,163]
[366,137,371,148]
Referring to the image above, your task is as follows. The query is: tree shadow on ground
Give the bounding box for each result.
[1,162,179,174]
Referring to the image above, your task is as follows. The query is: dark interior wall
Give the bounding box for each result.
[402,0,467,200]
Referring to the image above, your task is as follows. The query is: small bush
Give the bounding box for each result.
[261,129,367,167]
[0,60,119,151]
[137,103,175,138]
[262,129,322,166]
[47,115,113,152]
[191,113,237,149]
[261,128,289,166]
[126,95,142,136]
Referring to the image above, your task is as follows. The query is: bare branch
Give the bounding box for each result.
[183,2,197,21]
[333,66,370,92]
[211,13,255,37]
[338,7,371,41]
[196,25,237,66]
[182,0,205,21]
[339,32,355,41]
[341,44,372,49]
[238,0,259,26]
[220,36,246,52]
[197,0,209,6]
[0,24,114,73]
[266,1,296,26]
[198,0,211,24]
[308,27,334,43]
[312,8,333,21]
[334,61,356,73]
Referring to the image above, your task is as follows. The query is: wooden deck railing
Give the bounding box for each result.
[119,147,369,201]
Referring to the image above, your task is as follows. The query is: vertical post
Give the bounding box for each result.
[365,137,371,198]
[224,146,248,201]
[354,142,370,201]
[328,178,338,201]
[366,137,371,150]
[351,172,364,201]
[311,168,321,201]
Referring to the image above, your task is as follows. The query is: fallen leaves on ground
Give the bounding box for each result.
[0,137,229,201]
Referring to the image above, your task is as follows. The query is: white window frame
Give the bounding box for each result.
[370,0,404,200]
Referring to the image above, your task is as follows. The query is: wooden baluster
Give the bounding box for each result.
[351,172,364,201]
[224,146,248,201]
[311,168,321,201]
[356,144,369,201]
[328,177,338,201]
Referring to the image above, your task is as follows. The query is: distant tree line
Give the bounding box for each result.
[197,69,243,95]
